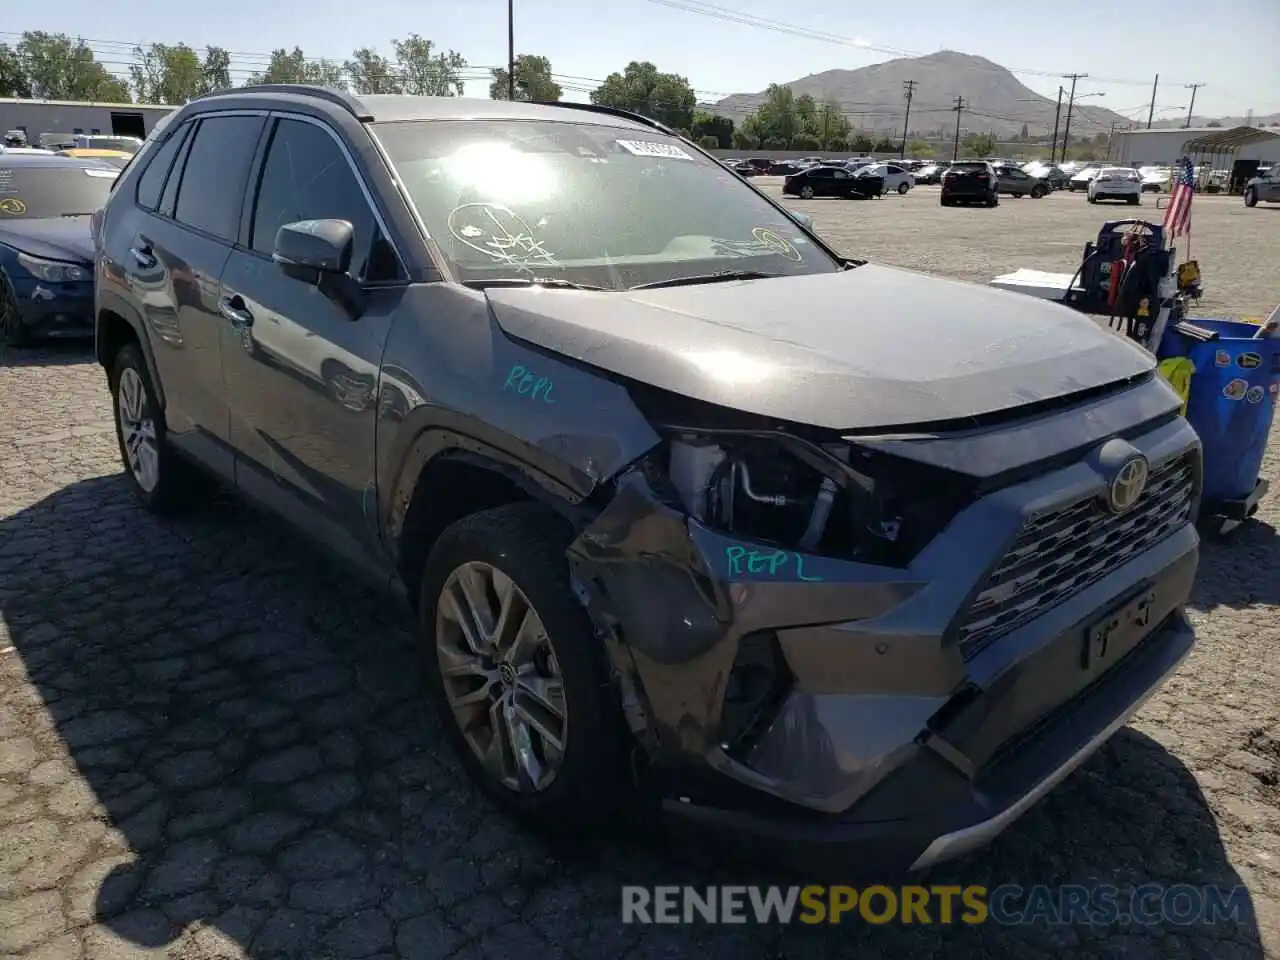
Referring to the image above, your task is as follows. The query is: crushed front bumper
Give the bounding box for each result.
[10,275,94,338]
[570,415,1200,874]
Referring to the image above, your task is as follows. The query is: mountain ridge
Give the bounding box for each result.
[712,51,1143,139]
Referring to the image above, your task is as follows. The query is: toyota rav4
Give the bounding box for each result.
[93,85,1200,873]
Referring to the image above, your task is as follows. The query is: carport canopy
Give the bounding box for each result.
[1181,126,1280,153]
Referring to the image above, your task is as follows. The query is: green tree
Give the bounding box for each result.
[17,31,130,101]
[393,34,466,97]
[589,61,696,131]
[824,136,849,152]
[749,84,798,143]
[791,133,821,150]
[960,132,996,157]
[849,133,874,153]
[201,46,232,93]
[305,59,345,87]
[344,47,403,94]
[691,112,734,148]
[906,138,934,157]
[731,128,757,150]
[489,54,561,101]
[249,47,312,84]
[0,43,31,97]
[130,43,203,103]
[1019,123,1029,141]
[697,135,719,150]
[872,135,896,153]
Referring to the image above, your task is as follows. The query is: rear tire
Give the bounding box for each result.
[418,503,627,833]
[800,185,815,199]
[897,182,910,195]
[1031,185,1047,199]
[109,344,211,514]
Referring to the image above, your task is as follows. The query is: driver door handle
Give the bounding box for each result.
[218,295,254,329]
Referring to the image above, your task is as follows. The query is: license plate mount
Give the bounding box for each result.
[1082,587,1157,670]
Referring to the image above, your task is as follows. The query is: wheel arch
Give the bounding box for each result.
[387,430,600,610]
[95,293,165,410]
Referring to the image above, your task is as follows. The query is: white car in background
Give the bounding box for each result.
[1141,167,1171,192]
[856,162,915,194]
[1067,163,1103,191]
[1088,167,1142,205]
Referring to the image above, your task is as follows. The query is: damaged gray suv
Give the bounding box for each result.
[94,86,1201,873]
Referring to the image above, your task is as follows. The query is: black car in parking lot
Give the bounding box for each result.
[782,164,882,198]
[940,161,999,206]
[91,85,1200,876]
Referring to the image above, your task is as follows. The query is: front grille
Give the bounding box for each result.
[957,454,1195,658]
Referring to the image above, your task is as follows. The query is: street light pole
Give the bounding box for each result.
[507,0,515,100]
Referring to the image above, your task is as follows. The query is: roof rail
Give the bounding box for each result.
[527,101,674,135]
[191,84,373,121]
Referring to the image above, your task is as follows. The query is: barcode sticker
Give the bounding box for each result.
[616,139,693,161]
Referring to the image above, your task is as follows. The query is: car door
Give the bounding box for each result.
[218,113,407,577]
[884,165,904,190]
[830,167,854,196]
[116,112,267,475]
[803,167,833,196]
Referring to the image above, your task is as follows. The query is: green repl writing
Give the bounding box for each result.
[724,545,824,581]
[502,364,556,403]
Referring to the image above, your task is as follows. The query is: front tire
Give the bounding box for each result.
[109,344,206,513]
[800,185,815,199]
[1245,188,1257,207]
[419,503,626,833]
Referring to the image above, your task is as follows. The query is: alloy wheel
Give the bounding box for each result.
[800,186,814,199]
[435,560,567,793]
[116,367,160,492]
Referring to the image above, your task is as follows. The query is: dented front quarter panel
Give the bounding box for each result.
[567,468,965,815]
[375,283,661,554]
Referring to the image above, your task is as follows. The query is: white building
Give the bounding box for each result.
[0,98,178,144]
[1112,125,1280,167]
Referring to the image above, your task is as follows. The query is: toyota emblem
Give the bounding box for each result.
[1105,455,1149,514]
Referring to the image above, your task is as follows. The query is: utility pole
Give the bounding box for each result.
[1059,73,1087,164]
[951,96,965,162]
[1107,121,1124,161]
[507,0,516,100]
[1184,83,1204,127]
[1146,73,1159,128]
[1050,86,1063,163]
[900,79,917,159]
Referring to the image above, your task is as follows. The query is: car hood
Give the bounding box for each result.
[0,217,94,264]
[484,264,1155,430]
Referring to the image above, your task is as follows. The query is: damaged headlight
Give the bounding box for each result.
[656,428,972,567]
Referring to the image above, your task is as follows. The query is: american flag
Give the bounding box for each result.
[1163,156,1195,238]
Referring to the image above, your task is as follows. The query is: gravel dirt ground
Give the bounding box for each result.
[1,185,1277,959]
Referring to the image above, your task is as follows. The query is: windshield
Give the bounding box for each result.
[0,164,117,218]
[373,119,841,290]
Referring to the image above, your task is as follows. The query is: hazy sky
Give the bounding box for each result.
[6,0,1278,120]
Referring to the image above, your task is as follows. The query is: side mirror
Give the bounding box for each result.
[273,219,364,319]
[273,219,354,283]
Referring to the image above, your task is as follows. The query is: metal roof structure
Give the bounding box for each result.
[1181,125,1280,152]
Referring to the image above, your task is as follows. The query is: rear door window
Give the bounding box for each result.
[172,114,266,242]
[135,122,192,210]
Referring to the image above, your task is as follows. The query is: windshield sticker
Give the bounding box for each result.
[1214,350,1231,367]
[0,198,25,215]
[1236,352,1262,369]
[1245,386,1264,405]
[616,139,693,161]
[447,203,557,268]
[751,227,803,262]
[83,168,118,178]
[1223,378,1248,401]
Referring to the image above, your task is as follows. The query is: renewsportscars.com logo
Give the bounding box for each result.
[621,884,1250,926]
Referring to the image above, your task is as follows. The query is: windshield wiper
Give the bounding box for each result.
[629,270,781,291]
[461,277,605,291]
